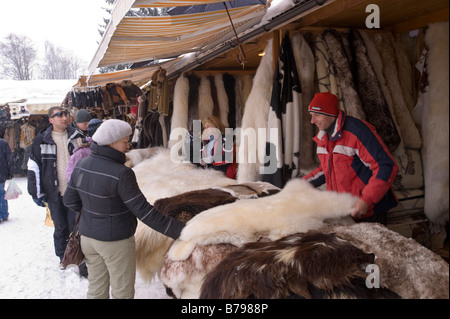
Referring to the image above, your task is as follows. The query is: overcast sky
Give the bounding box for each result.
[0,0,110,68]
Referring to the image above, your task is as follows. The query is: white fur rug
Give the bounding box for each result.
[129,148,238,281]
[168,178,358,261]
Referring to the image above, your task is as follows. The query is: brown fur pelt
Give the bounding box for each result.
[153,188,238,224]
[394,33,416,114]
[314,33,341,103]
[199,222,449,299]
[323,29,366,120]
[350,29,401,152]
[328,223,449,299]
[155,182,280,297]
[199,231,399,299]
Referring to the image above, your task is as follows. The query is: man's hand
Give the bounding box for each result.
[351,199,369,219]
[33,196,47,207]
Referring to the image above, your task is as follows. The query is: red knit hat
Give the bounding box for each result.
[308,92,339,117]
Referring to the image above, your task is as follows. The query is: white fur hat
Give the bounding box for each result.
[92,119,132,146]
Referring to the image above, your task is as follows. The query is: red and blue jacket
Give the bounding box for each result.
[303,110,398,219]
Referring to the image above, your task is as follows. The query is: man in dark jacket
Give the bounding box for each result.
[27,106,80,267]
[70,109,91,139]
[63,119,184,299]
[0,138,13,222]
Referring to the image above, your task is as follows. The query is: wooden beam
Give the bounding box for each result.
[297,0,367,27]
[187,69,256,76]
[392,7,449,33]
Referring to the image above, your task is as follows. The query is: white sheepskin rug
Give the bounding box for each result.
[129,147,238,281]
[168,178,358,261]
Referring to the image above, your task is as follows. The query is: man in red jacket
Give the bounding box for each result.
[303,92,398,224]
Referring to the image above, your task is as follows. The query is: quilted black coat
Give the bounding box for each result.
[63,143,184,241]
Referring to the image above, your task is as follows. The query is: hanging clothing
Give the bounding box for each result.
[147,67,170,115]
[20,122,36,149]
[263,33,302,188]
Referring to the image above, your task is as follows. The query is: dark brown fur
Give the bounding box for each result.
[323,29,366,120]
[200,231,399,299]
[153,188,237,223]
[350,29,401,152]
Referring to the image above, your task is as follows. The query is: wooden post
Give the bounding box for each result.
[272,30,280,73]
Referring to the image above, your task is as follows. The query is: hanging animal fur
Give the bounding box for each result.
[370,31,422,149]
[263,33,301,187]
[323,29,366,120]
[186,74,200,132]
[350,29,401,152]
[169,75,190,148]
[236,39,273,183]
[214,74,229,128]
[313,33,343,109]
[197,76,214,121]
[291,31,317,173]
[415,22,449,225]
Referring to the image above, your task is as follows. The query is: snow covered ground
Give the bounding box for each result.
[0,177,170,299]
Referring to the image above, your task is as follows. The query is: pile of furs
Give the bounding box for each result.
[127,148,449,299]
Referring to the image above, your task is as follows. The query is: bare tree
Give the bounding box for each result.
[0,33,37,80]
[39,41,84,79]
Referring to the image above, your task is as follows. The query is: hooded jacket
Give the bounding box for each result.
[65,137,92,182]
[303,110,398,219]
[27,124,79,200]
[63,143,184,241]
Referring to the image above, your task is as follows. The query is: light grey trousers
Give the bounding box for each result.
[81,235,136,299]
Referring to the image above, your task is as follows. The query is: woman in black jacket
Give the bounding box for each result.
[63,119,184,299]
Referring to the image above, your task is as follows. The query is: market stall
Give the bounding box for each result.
[74,0,448,297]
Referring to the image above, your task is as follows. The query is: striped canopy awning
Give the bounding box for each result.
[84,57,181,87]
[87,0,267,79]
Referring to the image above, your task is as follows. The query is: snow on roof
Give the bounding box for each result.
[0,79,76,105]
